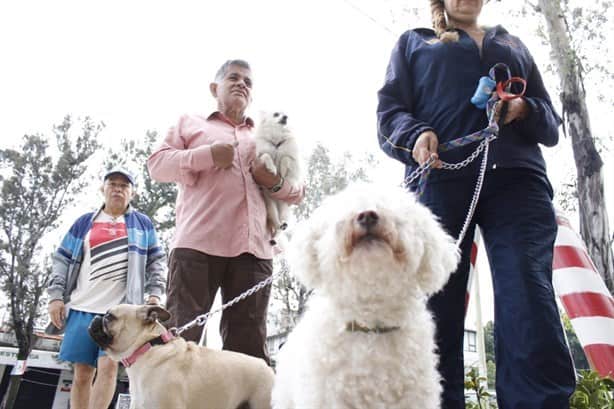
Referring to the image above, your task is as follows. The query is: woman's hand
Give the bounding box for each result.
[496,98,529,125]
[413,131,442,168]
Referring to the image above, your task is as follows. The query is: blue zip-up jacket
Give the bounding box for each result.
[377,25,561,184]
[47,206,167,307]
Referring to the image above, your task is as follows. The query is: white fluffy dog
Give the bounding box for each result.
[272,183,460,409]
[254,111,300,241]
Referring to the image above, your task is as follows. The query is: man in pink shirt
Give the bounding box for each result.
[148,59,303,364]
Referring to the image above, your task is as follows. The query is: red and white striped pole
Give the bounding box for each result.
[553,211,614,377]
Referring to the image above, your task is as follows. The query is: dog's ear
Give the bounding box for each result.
[415,208,460,295]
[137,305,171,324]
[288,218,323,289]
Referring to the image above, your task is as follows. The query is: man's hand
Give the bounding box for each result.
[413,131,442,168]
[251,158,280,189]
[48,300,66,330]
[495,98,529,125]
[146,295,160,305]
[211,142,236,169]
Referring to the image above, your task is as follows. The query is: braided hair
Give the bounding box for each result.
[430,0,459,43]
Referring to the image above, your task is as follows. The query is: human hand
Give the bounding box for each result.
[251,158,281,189]
[413,131,441,168]
[495,98,529,125]
[146,295,160,305]
[211,142,237,169]
[48,300,66,330]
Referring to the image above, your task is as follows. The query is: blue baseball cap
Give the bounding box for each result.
[104,168,136,186]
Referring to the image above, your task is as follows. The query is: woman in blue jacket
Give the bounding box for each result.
[377,1,575,408]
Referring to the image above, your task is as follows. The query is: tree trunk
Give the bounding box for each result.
[537,0,614,291]
[0,375,23,409]
[0,349,29,409]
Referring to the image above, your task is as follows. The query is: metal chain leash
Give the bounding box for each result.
[174,135,498,335]
[402,156,436,187]
[402,133,496,187]
[174,270,282,336]
[454,135,493,247]
[172,134,495,336]
[174,70,512,336]
[440,133,496,171]
[400,99,499,247]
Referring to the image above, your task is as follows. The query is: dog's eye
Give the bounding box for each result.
[273,112,279,117]
[104,313,116,321]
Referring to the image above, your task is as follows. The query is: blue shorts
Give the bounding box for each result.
[59,309,106,367]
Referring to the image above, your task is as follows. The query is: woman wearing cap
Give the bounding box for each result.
[46,169,166,409]
[377,1,575,408]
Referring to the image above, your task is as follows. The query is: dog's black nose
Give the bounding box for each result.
[357,210,379,229]
[280,115,288,125]
[88,316,113,349]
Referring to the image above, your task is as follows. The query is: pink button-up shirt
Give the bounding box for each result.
[147,112,304,259]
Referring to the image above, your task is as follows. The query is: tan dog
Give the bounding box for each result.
[88,304,274,409]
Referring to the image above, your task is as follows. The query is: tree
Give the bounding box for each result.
[562,313,590,371]
[464,367,492,409]
[570,370,614,409]
[482,321,496,389]
[483,321,495,363]
[482,315,589,391]
[0,116,101,409]
[534,0,614,291]
[269,144,373,334]
[381,0,614,292]
[104,130,177,247]
[486,360,496,391]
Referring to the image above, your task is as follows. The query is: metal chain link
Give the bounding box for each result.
[440,134,497,171]
[400,133,498,249]
[402,156,436,187]
[401,133,496,187]
[174,270,281,335]
[175,111,501,335]
[455,137,492,247]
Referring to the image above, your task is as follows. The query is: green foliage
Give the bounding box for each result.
[465,367,493,409]
[0,117,100,409]
[481,321,497,389]
[104,130,177,234]
[562,313,591,370]
[570,370,614,409]
[0,116,101,358]
[294,144,373,222]
[486,360,496,390]
[483,321,495,363]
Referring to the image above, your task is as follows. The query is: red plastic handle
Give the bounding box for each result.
[496,77,527,101]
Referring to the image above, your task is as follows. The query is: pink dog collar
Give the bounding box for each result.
[121,330,174,368]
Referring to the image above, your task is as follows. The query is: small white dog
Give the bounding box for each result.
[254,111,300,241]
[272,183,460,409]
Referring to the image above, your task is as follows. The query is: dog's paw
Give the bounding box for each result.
[259,154,277,174]
[265,162,277,175]
[279,222,288,230]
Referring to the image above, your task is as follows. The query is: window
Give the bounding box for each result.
[464,330,477,352]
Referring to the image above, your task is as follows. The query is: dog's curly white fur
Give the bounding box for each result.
[272,183,460,409]
[254,111,300,239]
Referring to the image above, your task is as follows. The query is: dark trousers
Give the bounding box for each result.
[166,248,273,364]
[417,168,575,409]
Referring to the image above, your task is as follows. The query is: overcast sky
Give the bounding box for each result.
[1,1,612,339]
